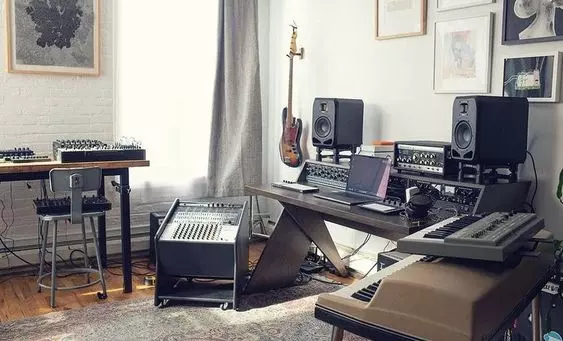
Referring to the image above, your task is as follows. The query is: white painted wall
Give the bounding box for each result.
[0,0,115,263]
[261,0,563,258]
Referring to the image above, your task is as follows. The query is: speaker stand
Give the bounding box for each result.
[457,162,519,184]
[315,146,358,164]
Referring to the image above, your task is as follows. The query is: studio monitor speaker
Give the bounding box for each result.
[312,98,364,148]
[451,96,529,165]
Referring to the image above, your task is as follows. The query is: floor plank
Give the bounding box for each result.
[0,241,357,323]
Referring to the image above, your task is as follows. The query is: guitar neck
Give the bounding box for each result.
[286,58,294,126]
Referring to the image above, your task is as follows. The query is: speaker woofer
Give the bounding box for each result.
[454,121,472,150]
[314,116,332,138]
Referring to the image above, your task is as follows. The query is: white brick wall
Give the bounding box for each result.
[0,0,115,262]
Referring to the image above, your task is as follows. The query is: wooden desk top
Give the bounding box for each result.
[246,184,429,240]
[0,160,150,174]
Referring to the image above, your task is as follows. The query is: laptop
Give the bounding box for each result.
[313,154,392,206]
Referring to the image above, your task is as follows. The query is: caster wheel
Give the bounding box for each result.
[97,292,108,300]
[220,302,230,311]
[158,299,170,309]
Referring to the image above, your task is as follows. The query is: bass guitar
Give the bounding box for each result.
[279,24,304,168]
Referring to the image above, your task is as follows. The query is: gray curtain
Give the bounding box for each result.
[207,0,263,197]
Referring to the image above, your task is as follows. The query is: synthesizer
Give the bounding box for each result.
[0,147,35,158]
[397,212,545,262]
[315,251,553,341]
[393,141,457,177]
[3,155,51,163]
[53,139,146,163]
[33,195,112,215]
[154,199,248,310]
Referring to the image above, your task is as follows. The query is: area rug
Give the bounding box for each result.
[0,281,368,341]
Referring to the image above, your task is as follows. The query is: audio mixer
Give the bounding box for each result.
[154,200,248,310]
[53,139,146,163]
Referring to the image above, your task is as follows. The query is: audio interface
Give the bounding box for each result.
[393,141,457,177]
[387,172,530,217]
[296,160,349,190]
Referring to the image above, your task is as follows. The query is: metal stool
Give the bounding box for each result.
[37,167,108,308]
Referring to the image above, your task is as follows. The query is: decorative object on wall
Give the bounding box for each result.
[433,13,493,94]
[5,0,100,76]
[437,0,494,11]
[502,0,563,45]
[375,0,426,40]
[503,52,561,103]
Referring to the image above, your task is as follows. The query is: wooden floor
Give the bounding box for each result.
[0,241,354,323]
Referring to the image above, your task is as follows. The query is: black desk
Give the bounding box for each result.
[244,184,429,293]
[0,160,150,293]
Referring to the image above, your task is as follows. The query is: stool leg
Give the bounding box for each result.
[50,221,58,308]
[81,221,90,284]
[90,217,107,297]
[37,220,49,293]
[331,326,344,341]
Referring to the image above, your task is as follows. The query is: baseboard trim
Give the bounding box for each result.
[0,229,151,271]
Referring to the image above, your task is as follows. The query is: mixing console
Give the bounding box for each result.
[33,195,112,215]
[159,202,245,242]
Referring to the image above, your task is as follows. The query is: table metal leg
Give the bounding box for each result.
[119,169,133,293]
[331,326,344,341]
[249,195,253,238]
[97,180,107,268]
[532,295,541,341]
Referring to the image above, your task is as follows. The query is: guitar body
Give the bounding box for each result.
[279,107,303,168]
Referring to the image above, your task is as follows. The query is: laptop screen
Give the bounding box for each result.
[346,155,390,197]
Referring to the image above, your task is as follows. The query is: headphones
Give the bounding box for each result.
[404,187,440,220]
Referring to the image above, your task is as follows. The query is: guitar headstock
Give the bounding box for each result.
[287,22,304,60]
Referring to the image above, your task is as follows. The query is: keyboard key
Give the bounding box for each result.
[351,292,371,302]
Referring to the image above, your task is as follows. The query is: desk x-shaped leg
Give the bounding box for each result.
[245,203,348,293]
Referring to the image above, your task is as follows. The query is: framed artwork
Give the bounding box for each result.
[437,0,494,11]
[433,13,494,94]
[502,0,563,45]
[5,0,100,76]
[503,52,561,102]
[375,0,426,40]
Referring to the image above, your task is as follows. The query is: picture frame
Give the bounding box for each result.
[433,13,494,94]
[502,0,563,45]
[4,0,100,76]
[375,0,426,40]
[437,0,494,12]
[503,52,562,103]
